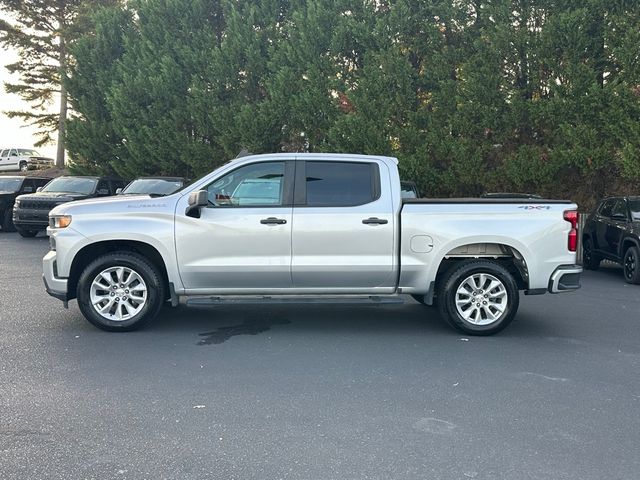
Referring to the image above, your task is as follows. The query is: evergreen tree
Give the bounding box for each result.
[66,5,132,175]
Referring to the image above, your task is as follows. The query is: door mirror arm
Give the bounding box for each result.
[186,190,208,218]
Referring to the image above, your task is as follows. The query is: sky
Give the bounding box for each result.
[0,11,57,159]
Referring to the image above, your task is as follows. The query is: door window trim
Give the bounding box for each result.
[293,160,381,207]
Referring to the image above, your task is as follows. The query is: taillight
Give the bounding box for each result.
[564,210,578,252]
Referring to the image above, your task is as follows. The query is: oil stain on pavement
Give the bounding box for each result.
[197,316,291,345]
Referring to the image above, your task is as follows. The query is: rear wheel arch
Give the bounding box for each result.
[434,242,530,292]
[68,240,169,301]
[621,237,640,257]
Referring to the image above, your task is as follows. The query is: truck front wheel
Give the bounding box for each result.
[77,251,165,331]
[437,260,519,336]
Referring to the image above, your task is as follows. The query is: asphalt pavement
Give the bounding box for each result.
[1,232,639,480]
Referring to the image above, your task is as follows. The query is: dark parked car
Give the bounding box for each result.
[0,176,52,231]
[13,176,125,237]
[117,176,187,197]
[582,196,640,284]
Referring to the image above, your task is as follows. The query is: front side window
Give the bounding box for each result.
[9,149,18,156]
[206,162,285,207]
[304,161,378,207]
[42,177,97,195]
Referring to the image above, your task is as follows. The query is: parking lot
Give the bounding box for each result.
[1,232,639,480]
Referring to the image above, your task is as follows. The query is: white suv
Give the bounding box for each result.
[0,148,54,172]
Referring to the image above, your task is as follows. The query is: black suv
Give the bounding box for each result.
[582,196,640,283]
[0,176,52,231]
[13,176,125,237]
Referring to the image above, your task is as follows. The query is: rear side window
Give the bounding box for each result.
[0,149,7,157]
[303,161,379,207]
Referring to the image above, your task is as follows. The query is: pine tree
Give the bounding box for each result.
[66,5,132,175]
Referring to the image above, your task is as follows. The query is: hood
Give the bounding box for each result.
[50,192,179,216]
[18,191,90,202]
[0,190,18,196]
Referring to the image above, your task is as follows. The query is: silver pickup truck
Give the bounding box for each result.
[43,153,582,335]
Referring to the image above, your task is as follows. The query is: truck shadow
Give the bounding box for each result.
[149,302,554,344]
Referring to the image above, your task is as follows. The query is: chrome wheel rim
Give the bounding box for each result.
[90,266,148,321]
[455,273,508,326]
[624,251,636,280]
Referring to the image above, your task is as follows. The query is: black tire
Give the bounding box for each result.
[77,251,166,331]
[623,245,640,285]
[17,228,38,238]
[582,237,600,270]
[1,208,16,232]
[437,260,519,336]
[411,294,436,306]
[19,161,28,172]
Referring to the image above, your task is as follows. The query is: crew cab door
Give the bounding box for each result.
[175,160,294,291]
[291,160,396,291]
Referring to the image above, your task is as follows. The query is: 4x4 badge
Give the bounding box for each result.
[518,205,551,210]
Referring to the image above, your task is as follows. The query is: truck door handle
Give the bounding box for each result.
[362,217,388,225]
[260,217,287,225]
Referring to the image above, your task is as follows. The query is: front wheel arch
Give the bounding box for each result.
[68,240,169,301]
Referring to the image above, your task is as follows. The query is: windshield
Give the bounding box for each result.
[629,199,640,220]
[0,177,22,192]
[42,177,97,195]
[18,149,39,156]
[121,178,183,196]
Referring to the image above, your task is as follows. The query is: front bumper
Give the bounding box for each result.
[13,208,50,230]
[548,264,583,293]
[43,250,69,304]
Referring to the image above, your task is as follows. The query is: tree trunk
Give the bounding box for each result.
[56,35,67,168]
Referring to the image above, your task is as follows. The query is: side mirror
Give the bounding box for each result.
[612,213,627,221]
[96,188,110,196]
[36,187,43,193]
[186,190,208,218]
[22,187,33,193]
[115,188,123,195]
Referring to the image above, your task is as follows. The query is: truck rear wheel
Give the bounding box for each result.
[437,260,519,335]
[77,251,165,331]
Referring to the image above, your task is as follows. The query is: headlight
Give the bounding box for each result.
[49,215,72,229]
[14,199,20,207]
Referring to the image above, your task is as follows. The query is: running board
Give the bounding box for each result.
[185,295,405,307]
